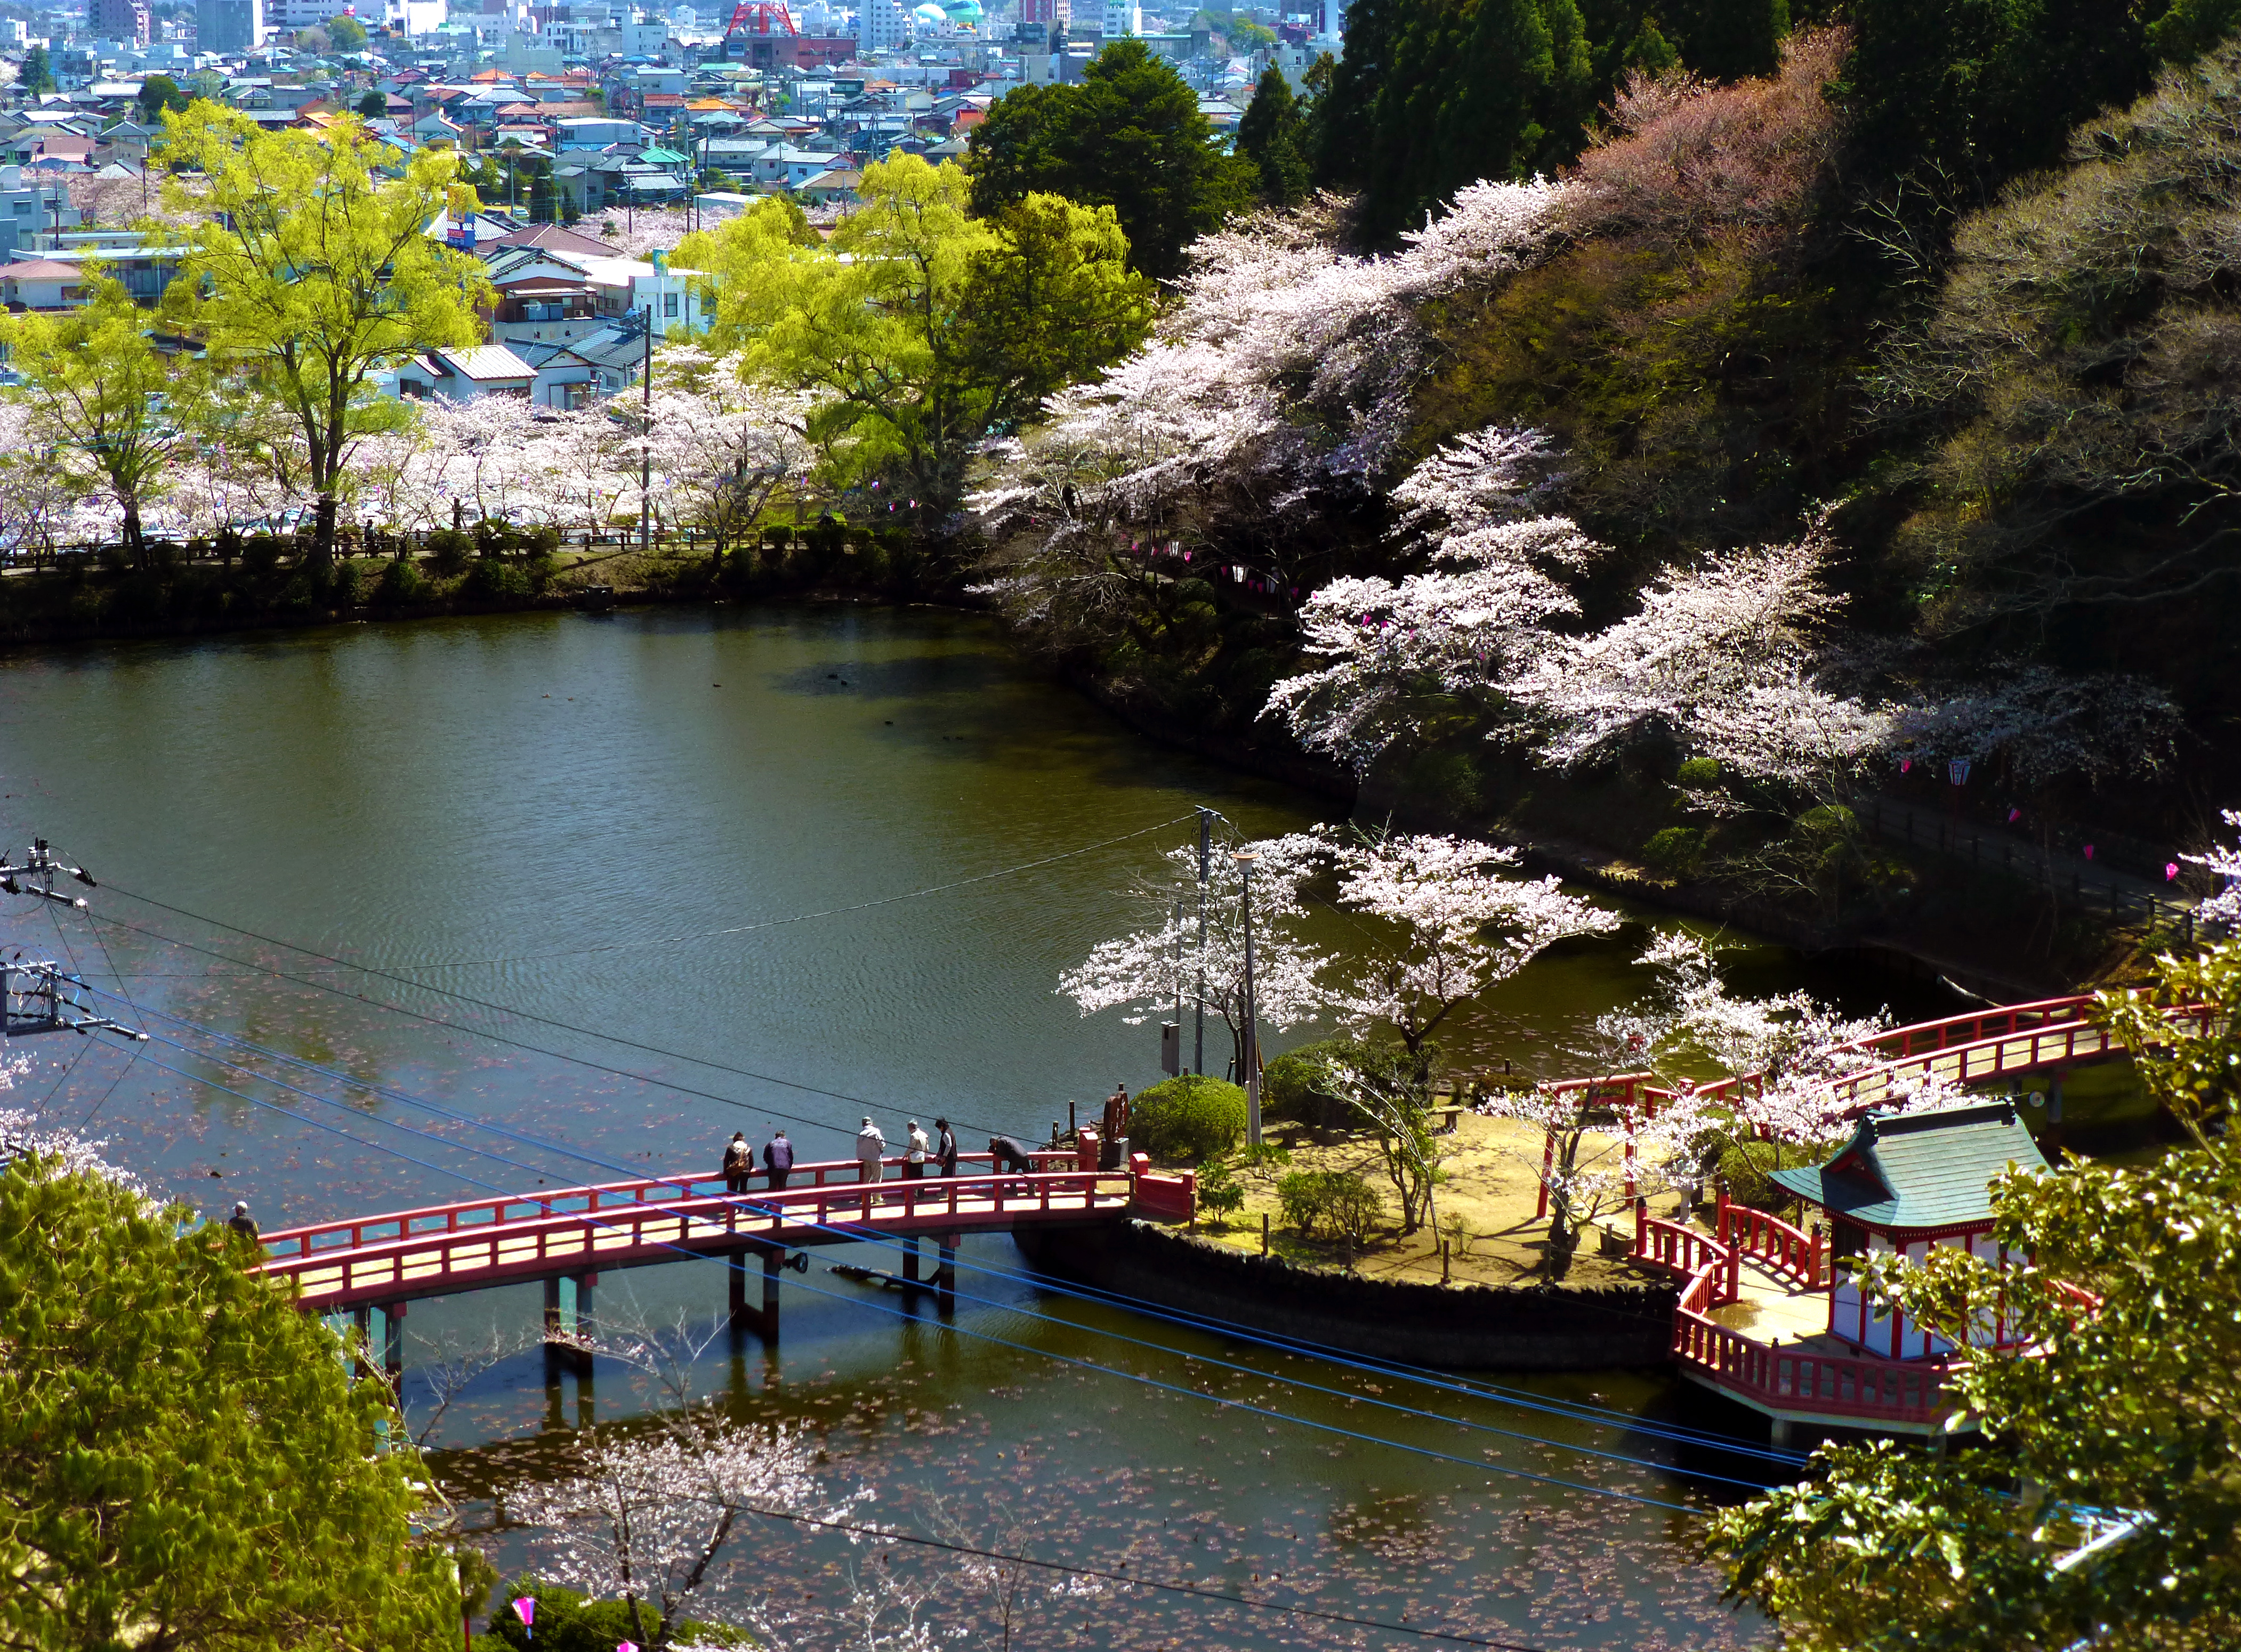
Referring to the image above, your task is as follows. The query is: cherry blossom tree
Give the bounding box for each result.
[1884,662,2181,792]
[649,347,820,556]
[2186,811,2241,927]
[1313,825,1621,1057]
[1261,426,1597,769]
[972,183,1575,645]
[1472,1078,1697,1277]
[1060,832,1330,1082]
[507,1418,868,1652]
[0,1091,150,1203]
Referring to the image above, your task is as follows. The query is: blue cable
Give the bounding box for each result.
[96,1026,1695,1512]
[85,982,1805,1471]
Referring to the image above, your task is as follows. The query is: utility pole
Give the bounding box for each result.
[639,304,653,556]
[1235,848,1260,1147]
[1194,806,1210,1075]
[0,841,146,1043]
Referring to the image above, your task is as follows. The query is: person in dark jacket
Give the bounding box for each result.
[762,1129,795,1189]
[722,1131,753,1193]
[934,1117,958,1177]
[227,1201,259,1242]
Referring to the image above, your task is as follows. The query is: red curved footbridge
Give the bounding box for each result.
[256,1148,1196,1376]
[1537,992,2213,1443]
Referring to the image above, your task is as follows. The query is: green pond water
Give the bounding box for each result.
[0,606,1968,1648]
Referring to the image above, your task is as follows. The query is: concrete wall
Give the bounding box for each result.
[1013,1220,1677,1371]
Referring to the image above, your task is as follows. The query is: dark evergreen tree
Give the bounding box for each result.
[965,41,1254,280]
[1236,64,1312,206]
[22,44,56,95]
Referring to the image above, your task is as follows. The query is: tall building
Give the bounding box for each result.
[1015,0,1063,22]
[198,0,265,52]
[91,0,151,42]
[860,0,908,51]
[1100,0,1133,34]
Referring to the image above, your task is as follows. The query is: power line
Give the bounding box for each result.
[67,950,1800,1468]
[386,811,1203,973]
[100,1000,1754,1492]
[94,1024,1692,1513]
[733,1503,1561,1652]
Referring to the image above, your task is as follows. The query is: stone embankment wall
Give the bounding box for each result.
[1014,1221,1676,1371]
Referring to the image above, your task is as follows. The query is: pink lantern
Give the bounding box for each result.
[618,1642,638,1652]
[2083,845,2095,861]
[512,1598,536,1639]
[2008,807,2021,823]
[2167,862,2181,881]
[1900,758,1911,773]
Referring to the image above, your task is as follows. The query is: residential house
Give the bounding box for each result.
[510,336,600,406]
[391,342,536,400]
[795,164,858,205]
[1,256,90,309]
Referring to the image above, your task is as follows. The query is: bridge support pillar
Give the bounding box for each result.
[381,1300,406,1381]
[727,1243,783,1342]
[2050,1078,2064,1124]
[936,1240,956,1305]
[543,1274,596,1378]
[904,1235,922,1284]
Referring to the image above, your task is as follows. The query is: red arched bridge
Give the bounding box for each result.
[257,1148,1196,1373]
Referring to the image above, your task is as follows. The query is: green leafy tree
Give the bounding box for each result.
[0,1157,458,1650]
[1704,941,2241,1649]
[0,269,196,569]
[158,102,490,571]
[328,12,369,49]
[1236,65,1311,206]
[692,157,1150,521]
[965,39,1253,281]
[135,72,191,124]
[19,43,53,94]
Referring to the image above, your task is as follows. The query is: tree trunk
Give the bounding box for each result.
[122,498,144,571]
[311,494,338,573]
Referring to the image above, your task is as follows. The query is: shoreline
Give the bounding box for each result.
[0,576,2126,995]
[1013,1220,1678,1371]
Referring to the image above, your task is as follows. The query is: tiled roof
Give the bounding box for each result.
[1770,1100,2051,1234]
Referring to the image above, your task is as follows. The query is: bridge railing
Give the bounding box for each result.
[257,1165,1136,1307]
[1716,1195,1823,1291]
[258,1151,1083,1260]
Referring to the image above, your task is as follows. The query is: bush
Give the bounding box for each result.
[1276,1169,1384,1245]
[464,558,531,601]
[1261,1035,1364,1128]
[482,1578,738,1652]
[425,529,471,577]
[243,535,283,577]
[1194,1154,1246,1225]
[1128,1075,1247,1163]
[1717,1138,1835,1212]
[1675,757,1723,789]
[1641,826,1707,877]
[375,558,429,607]
[330,560,364,607]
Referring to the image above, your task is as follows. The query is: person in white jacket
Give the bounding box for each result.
[904,1119,930,1180]
[856,1116,886,1183]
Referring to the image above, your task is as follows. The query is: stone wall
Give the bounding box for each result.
[1014,1221,1677,1371]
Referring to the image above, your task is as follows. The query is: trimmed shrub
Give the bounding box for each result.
[330,560,364,607]
[1276,1169,1384,1245]
[1129,1075,1247,1163]
[1640,826,1706,877]
[375,558,429,607]
[1194,1154,1246,1225]
[464,558,531,601]
[1260,1035,1364,1128]
[426,529,471,577]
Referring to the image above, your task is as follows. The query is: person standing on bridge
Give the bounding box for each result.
[856,1116,886,1184]
[904,1119,930,1180]
[722,1131,753,1194]
[226,1201,259,1243]
[763,1128,794,1190]
[934,1116,958,1177]
[989,1135,1035,1196]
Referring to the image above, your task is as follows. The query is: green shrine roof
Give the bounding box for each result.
[1769,1099,2051,1234]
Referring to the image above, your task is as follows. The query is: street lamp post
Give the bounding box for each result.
[1235,848,1260,1148]
[1194,806,1210,1075]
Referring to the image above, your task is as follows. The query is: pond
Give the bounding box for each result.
[0,606,1948,1648]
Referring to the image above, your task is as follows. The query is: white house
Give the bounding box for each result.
[392,343,536,401]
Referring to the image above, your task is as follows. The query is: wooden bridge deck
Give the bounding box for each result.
[257,1151,1175,1312]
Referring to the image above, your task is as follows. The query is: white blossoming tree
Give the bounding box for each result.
[509,1418,875,1652]
[1059,832,1330,1082]
[1316,826,1622,1058]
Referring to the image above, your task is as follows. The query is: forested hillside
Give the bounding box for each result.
[967,3,2241,973]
